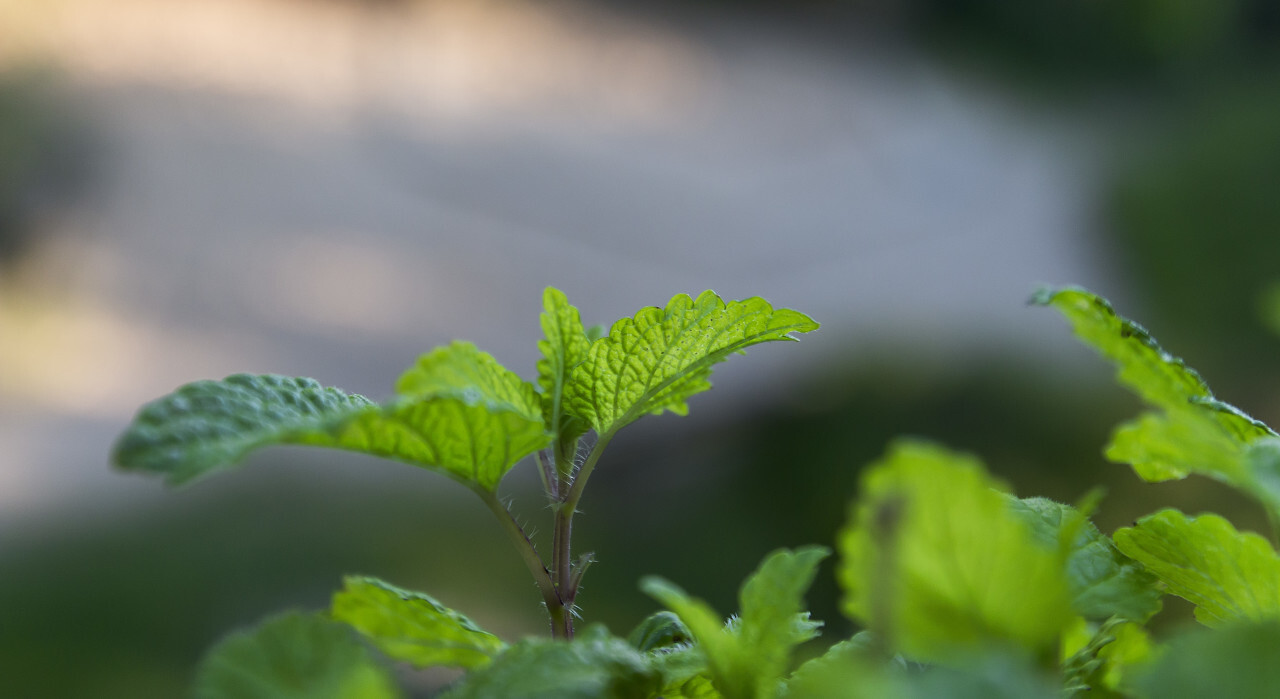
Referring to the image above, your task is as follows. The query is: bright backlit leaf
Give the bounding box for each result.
[1009,496,1163,622]
[112,374,377,485]
[1113,509,1280,627]
[330,576,505,670]
[536,287,592,466]
[1034,287,1280,509]
[438,625,659,699]
[837,441,1073,663]
[642,546,830,699]
[394,341,540,413]
[564,291,818,436]
[192,611,401,699]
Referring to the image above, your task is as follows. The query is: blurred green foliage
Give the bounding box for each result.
[907,0,1269,82]
[1108,73,1280,387]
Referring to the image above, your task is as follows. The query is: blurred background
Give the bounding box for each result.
[2,0,1279,695]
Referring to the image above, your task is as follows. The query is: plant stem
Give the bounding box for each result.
[544,431,614,639]
[562,432,613,515]
[474,487,569,637]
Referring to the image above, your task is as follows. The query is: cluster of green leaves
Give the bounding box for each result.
[117,286,1280,698]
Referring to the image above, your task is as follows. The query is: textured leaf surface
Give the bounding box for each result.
[564,291,818,436]
[116,344,549,491]
[438,625,658,699]
[325,400,547,491]
[192,612,401,699]
[642,546,829,699]
[837,441,1073,663]
[1134,622,1280,699]
[113,374,376,485]
[1035,287,1279,507]
[330,576,505,669]
[1009,497,1163,621]
[1113,509,1280,627]
[310,342,548,490]
[537,287,592,460]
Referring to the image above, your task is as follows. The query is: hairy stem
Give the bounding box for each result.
[563,432,613,515]
[544,432,614,639]
[474,487,569,637]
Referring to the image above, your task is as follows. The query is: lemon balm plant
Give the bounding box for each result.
[115,286,1280,698]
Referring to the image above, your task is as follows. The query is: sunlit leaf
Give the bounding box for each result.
[193,611,401,699]
[330,576,505,669]
[1034,287,1279,508]
[564,291,818,436]
[438,625,658,699]
[1113,509,1280,627]
[837,441,1073,663]
[1009,496,1163,621]
[112,374,377,485]
[536,287,592,466]
[642,546,829,699]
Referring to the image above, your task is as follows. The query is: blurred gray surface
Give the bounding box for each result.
[0,0,1120,526]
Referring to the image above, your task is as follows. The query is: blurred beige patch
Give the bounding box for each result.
[0,0,710,126]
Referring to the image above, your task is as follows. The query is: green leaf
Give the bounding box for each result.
[537,287,592,466]
[781,639,897,699]
[114,343,549,491]
[394,341,538,412]
[438,625,659,699]
[1133,621,1280,699]
[1034,287,1279,508]
[628,611,693,652]
[904,655,1060,699]
[644,644,721,699]
[330,576,505,669]
[642,546,830,699]
[564,291,818,436]
[1060,618,1157,697]
[192,611,402,699]
[321,342,550,490]
[1113,509,1280,627]
[1008,496,1163,622]
[837,441,1073,663]
[112,374,377,485]
[1096,622,1157,694]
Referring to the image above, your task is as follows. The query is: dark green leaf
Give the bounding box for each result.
[330,576,505,669]
[192,611,401,699]
[113,374,376,485]
[1009,496,1163,621]
[628,611,693,652]
[438,625,659,699]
